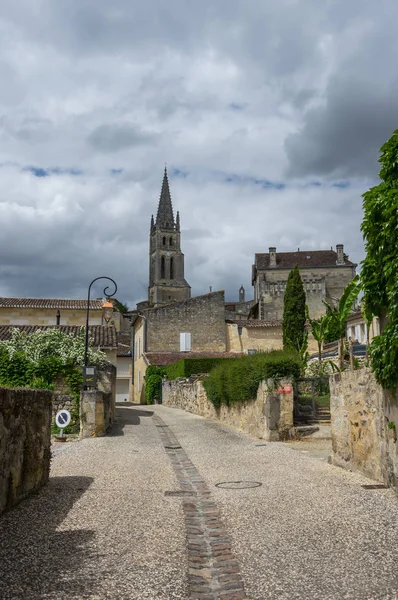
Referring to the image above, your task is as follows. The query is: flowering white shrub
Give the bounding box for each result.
[0,327,108,367]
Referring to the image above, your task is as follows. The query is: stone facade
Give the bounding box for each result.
[226,322,283,353]
[148,168,191,307]
[162,376,294,441]
[330,368,398,487]
[252,245,357,321]
[0,387,52,514]
[144,291,226,353]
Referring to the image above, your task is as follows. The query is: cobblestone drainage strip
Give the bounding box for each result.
[216,481,262,490]
[153,414,248,599]
[361,484,388,489]
[164,490,197,497]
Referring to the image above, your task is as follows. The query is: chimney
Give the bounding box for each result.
[336,244,345,265]
[269,247,277,267]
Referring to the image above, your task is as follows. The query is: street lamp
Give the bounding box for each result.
[84,276,117,389]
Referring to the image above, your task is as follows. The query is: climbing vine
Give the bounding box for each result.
[361,129,398,388]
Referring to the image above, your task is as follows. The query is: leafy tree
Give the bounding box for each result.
[306,308,329,365]
[282,265,306,352]
[0,327,107,368]
[360,129,398,388]
[323,275,361,370]
[323,306,345,343]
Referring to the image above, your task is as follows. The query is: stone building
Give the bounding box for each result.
[132,291,227,402]
[0,296,131,400]
[0,297,105,327]
[146,168,191,308]
[225,286,256,321]
[252,245,357,321]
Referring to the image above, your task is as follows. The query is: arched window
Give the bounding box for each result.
[161,256,166,278]
[162,236,166,246]
[169,237,173,246]
[170,257,174,279]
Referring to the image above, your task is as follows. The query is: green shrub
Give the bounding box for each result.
[203,350,301,409]
[145,366,165,404]
[164,357,230,380]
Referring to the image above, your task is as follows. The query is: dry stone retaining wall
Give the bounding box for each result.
[162,377,294,441]
[330,368,398,487]
[0,387,52,514]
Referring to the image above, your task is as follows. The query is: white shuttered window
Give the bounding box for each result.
[180,332,192,352]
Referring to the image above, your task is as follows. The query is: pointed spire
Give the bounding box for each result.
[156,167,175,229]
[150,214,154,230]
[176,210,180,231]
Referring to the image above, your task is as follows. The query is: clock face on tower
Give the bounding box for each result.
[167,252,171,257]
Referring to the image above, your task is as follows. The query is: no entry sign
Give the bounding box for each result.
[55,410,71,429]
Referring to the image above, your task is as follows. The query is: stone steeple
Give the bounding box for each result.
[148,168,191,307]
[156,168,175,230]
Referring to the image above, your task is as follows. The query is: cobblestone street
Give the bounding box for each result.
[1,404,398,600]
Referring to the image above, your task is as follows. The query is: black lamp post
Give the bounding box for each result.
[84,276,117,388]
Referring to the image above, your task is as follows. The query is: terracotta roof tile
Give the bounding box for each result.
[145,351,241,366]
[255,250,355,269]
[0,325,117,348]
[0,297,104,309]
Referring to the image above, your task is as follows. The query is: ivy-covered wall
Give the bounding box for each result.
[0,387,52,514]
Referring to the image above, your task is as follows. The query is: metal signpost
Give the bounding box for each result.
[55,409,71,439]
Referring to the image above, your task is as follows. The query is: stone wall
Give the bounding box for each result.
[330,368,398,487]
[51,364,116,425]
[0,387,52,514]
[145,291,226,353]
[80,390,114,438]
[226,322,283,353]
[162,376,294,441]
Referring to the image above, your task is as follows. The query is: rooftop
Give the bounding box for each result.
[255,250,355,270]
[0,297,104,310]
[117,332,132,357]
[226,320,283,328]
[0,324,118,348]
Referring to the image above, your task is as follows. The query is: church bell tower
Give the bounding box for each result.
[148,168,191,307]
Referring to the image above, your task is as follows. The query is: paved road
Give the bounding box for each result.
[1,404,398,600]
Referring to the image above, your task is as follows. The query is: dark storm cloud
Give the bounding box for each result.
[285,3,398,178]
[87,124,157,153]
[0,0,395,305]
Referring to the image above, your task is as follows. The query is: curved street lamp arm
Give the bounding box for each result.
[84,276,118,368]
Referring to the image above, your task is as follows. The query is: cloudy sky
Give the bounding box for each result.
[0,0,397,307]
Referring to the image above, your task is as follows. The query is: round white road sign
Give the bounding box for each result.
[55,409,71,429]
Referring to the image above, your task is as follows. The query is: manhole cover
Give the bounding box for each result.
[164,491,196,497]
[215,481,262,490]
[164,444,182,450]
[362,484,388,490]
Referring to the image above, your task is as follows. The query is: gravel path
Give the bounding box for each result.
[1,404,398,600]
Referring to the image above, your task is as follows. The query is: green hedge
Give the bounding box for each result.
[164,357,229,380]
[203,350,301,409]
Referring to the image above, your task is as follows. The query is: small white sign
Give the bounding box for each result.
[55,409,71,429]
